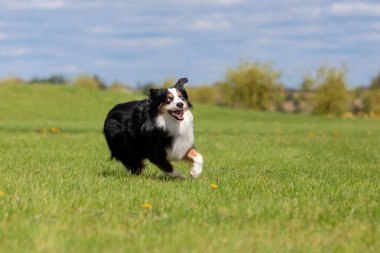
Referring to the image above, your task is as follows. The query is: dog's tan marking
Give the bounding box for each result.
[185,148,203,178]
[159,92,175,114]
[186,149,199,160]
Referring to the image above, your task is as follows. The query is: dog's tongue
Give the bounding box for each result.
[172,110,183,117]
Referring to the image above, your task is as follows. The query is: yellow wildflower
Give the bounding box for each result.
[258,176,267,185]
[210,183,218,190]
[0,191,4,197]
[50,127,60,134]
[143,202,152,209]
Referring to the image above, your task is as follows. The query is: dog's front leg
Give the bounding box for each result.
[150,158,185,179]
[185,148,203,178]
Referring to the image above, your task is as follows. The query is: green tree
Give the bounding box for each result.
[0,76,23,85]
[220,62,284,110]
[73,75,102,89]
[161,78,175,88]
[363,72,380,113]
[312,66,348,116]
[300,74,315,91]
[370,72,380,89]
[187,85,221,104]
[29,75,68,84]
[109,81,131,92]
[137,82,158,95]
[363,90,380,114]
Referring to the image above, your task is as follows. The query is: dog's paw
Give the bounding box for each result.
[190,166,202,179]
[165,169,186,180]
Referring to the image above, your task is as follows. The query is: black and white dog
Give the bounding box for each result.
[103,78,203,179]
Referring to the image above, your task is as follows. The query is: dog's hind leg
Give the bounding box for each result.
[185,148,203,179]
[118,156,145,175]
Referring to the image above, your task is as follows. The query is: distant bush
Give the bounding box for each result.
[29,75,68,85]
[302,66,348,116]
[370,72,380,89]
[161,78,176,88]
[109,81,131,92]
[362,73,380,114]
[0,76,24,85]
[300,74,316,92]
[347,87,366,114]
[136,82,158,96]
[219,62,284,110]
[363,90,380,114]
[73,75,105,89]
[187,85,221,105]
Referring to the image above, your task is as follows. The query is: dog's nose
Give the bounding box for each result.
[176,102,184,108]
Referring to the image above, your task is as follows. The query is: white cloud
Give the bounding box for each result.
[290,6,322,19]
[38,49,66,57]
[187,19,231,31]
[329,3,380,16]
[371,23,380,29]
[259,25,322,36]
[365,33,380,42]
[107,38,178,48]
[94,59,123,68]
[0,32,37,41]
[0,48,29,57]
[61,64,80,73]
[68,2,125,10]
[89,26,115,35]
[0,32,8,40]
[1,0,65,10]
[299,40,332,50]
[0,46,66,57]
[182,0,247,6]
[187,17,231,31]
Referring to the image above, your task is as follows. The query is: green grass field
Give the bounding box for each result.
[0,84,379,253]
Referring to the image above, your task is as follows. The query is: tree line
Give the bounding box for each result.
[1,62,380,116]
[187,62,380,116]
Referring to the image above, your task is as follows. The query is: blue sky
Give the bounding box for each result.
[0,0,379,87]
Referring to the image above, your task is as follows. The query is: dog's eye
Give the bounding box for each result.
[179,95,185,100]
[166,97,173,104]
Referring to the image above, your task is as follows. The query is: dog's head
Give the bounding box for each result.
[149,78,192,121]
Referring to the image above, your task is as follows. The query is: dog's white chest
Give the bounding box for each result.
[156,110,194,161]
[167,127,194,161]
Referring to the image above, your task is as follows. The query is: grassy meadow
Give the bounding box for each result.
[0,84,379,253]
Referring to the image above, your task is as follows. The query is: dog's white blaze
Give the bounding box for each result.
[166,88,187,112]
[168,88,181,103]
[190,153,203,178]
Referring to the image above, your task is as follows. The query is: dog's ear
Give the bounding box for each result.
[174,77,188,90]
[148,88,166,100]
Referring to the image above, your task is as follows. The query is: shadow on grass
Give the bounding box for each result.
[98,169,122,178]
[98,168,185,181]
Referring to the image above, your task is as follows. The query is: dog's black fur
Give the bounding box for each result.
[103,78,192,175]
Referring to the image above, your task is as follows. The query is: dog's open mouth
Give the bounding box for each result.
[168,110,184,121]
